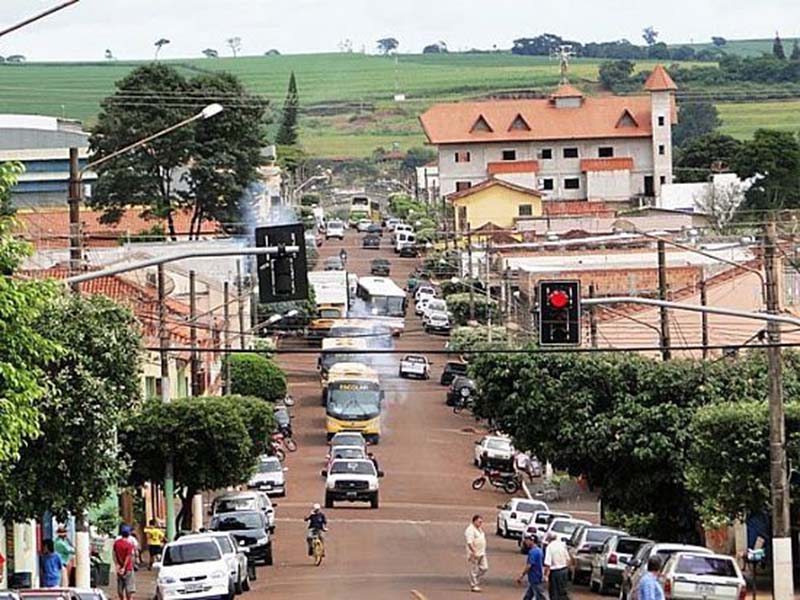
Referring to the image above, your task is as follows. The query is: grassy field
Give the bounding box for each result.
[675,37,800,57]
[718,100,800,138]
[0,52,797,158]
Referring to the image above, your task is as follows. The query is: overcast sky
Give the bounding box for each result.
[0,0,797,61]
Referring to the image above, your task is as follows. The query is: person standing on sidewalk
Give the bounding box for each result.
[54,526,75,586]
[638,557,665,600]
[143,520,165,570]
[465,514,488,593]
[517,534,548,600]
[544,532,571,600]
[39,540,63,588]
[113,526,136,600]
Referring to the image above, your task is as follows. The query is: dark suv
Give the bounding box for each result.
[446,376,476,406]
[440,361,467,385]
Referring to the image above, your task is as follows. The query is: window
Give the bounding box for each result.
[564,178,581,190]
[658,145,666,156]
[457,206,468,231]
[502,149,517,161]
[658,115,666,126]
[563,147,579,159]
[455,181,472,192]
[455,151,471,163]
[518,204,533,217]
[145,376,162,400]
[540,148,553,160]
[660,175,667,185]
[541,178,554,191]
[598,147,614,158]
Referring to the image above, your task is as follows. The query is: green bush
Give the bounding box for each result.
[445,293,501,326]
[449,325,516,352]
[227,353,287,401]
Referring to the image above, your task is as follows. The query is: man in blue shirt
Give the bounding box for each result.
[517,534,548,600]
[39,539,63,588]
[638,556,666,600]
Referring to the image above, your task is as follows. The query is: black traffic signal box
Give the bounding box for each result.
[255,223,309,303]
[538,280,581,346]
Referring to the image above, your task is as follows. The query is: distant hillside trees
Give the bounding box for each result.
[672,102,722,148]
[423,41,448,54]
[275,71,299,146]
[202,48,218,58]
[792,40,800,61]
[773,33,786,60]
[154,38,170,60]
[227,37,242,57]
[377,37,399,55]
[711,36,727,47]
[598,59,635,92]
[642,26,659,46]
[5,55,25,63]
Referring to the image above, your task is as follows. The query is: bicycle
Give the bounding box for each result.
[310,530,325,566]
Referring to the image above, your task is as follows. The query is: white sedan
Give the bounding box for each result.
[356,219,373,232]
[399,354,430,379]
[474,435,514,468]
[496,498,550,539]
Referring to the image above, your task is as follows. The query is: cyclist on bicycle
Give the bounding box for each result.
[304,503,328,556]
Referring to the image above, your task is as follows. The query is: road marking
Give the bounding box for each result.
[410,591,428,600]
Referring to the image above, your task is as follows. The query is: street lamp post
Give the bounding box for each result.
[68,103,224,282]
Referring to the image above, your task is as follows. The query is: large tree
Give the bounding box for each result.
[0,217,59,467]
[773,33,786,60]
[676,133,743,183]
[376,37,399,55]
[0,161,24,216]
[89,64,269,239]
[0,294,143,522]
[672,101,722,148]
[275,72,299,146]
[121,395,273,530]
[734,129,800,212]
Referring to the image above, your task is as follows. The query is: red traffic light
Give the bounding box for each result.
[548,290,570,309]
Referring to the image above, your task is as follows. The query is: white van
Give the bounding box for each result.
[395,231,416,253]
[392,224,413,243]
[326,220,345,240]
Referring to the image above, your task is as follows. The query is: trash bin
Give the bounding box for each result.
[9,571,32,589]
[91,562,111,587]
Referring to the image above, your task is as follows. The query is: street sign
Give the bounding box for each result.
[538,280,581,346]
[255,223,309,303]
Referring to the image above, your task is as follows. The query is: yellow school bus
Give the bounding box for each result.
[319,337,370,387]
[324,362,382,443]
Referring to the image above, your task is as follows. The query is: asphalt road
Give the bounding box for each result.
[255,230,600,600]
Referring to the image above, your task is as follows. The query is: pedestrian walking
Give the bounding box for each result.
[638,557,666,600]
[465,514,488,593]
[113,526,136,600]
[544,532,571,600]
[517,534,548,600]
[39,539,63,588]
[143,520,165,570]
[54,526,75,586]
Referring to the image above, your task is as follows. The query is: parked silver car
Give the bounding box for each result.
[620,543,713,600]
[660,552,746,600]
[589,535,651,594]
[568,526,627,584]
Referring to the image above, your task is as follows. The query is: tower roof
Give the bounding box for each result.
[644,65,677,92]
[551,83,584,98]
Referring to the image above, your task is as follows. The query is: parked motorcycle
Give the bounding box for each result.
[471,468,521,494]
[453,388,474,414]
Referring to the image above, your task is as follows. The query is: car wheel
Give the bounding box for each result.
[501,520,509,539]
[325,493,334,509]
[589,573,599,593]
[370,493,379,509]
[495,519,502,536]
[235,576,243,595]
[242,572,250,592]
[598,576,609,596]
[263,545,274,566]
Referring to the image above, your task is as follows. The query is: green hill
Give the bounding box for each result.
[674,37,800,57]
[0,52,798,158]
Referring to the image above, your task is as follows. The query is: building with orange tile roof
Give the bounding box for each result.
[419,66,677,206]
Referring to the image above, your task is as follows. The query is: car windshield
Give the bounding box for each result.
[617,539,647,555]
[214,536,233,553]
[552,521,581,534]
[211,513,263,531]
[332,434,365,446]
[587,529,619,543]
[517,502,546,514]
[331,447,365,459]
[319,309,341,318]
[163,541,221,566]
[215,498,254,512]
[405,356,425,363]
[430,313,448,321]
[427,300,446,311]
[258,460,281,473]
[330,461,376,475]
[675,555,737,577]
[486,439,511,451]
[327,384,381,420]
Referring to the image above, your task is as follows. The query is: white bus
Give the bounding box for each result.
[353,277,407,334]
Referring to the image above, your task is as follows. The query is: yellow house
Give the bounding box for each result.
[448,178,544,232]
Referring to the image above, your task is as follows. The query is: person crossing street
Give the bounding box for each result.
[465,514,488,593]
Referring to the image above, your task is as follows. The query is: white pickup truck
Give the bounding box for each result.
[398,354,430,379]
[322,459,383,509]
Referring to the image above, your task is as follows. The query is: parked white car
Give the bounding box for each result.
[155,535,231,600]
[414,285,436,302]
[495,498,550,539]
[247,455,287,497]
[424,311,451,334]
[545,517,592,543]
[399,354,430,379]
[660,552,746,600]
[394,231,416,253]
[422,299,448,321]
[415,295,434,316]
[356,219,373,232]
[201,532,249,595]
[211,491,276,533]
[326,220,345,240]
[473,435,514,469]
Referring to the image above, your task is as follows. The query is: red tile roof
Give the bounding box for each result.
[581,158,635,172]
[543,201,615,217]
[644,65,678,92]
[15,208,223,249]
[551,84,584,98]
[487,160,540,174]
[447,178,543,201]
[420,94,669,145]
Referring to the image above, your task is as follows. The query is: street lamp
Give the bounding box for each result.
[68,103,225,277]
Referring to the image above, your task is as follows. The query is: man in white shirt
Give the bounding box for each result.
[465,514,488,593]
[544,532,571,600]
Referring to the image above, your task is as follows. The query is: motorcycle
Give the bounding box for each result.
[452,387,474,414]
[471,468,521,494]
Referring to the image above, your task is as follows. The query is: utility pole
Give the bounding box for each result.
[700,279,709,359]
[657,240,672,361]
[158,264,176,541]
[467,227,475,322]
[764,220,793,600]
[223,281,231,395]
[486,238,493,343]
[68,147,81,283]
[237,261,246,349]
[189,270,199,396]
[589,283,598,348]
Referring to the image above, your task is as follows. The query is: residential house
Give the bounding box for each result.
[449,179,544,232]
[420,65,677,204]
